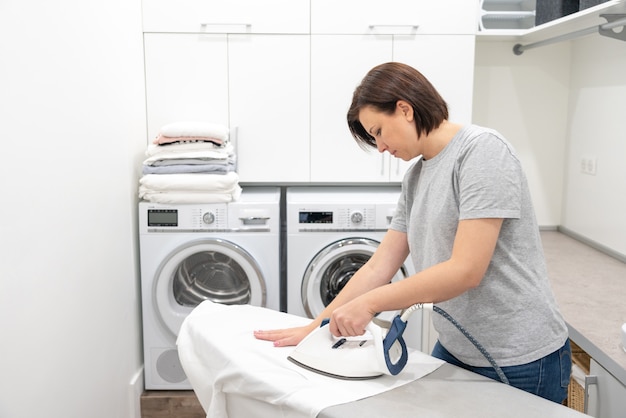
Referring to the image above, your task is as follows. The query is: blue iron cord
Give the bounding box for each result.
[404,304,510,385]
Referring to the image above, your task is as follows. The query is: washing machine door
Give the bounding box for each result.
[154,238,266,337]
[301,237,408,318]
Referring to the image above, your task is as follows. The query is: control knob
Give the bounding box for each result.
[202,211,216,225]
[350,211,363,224]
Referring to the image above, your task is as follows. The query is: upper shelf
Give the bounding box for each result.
[477,0,626,42]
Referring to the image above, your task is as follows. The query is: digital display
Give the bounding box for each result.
[148,209,178,226]
[299,211,333,224]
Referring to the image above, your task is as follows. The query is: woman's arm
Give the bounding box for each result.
[253,229,410,346]
[328,218,503,337]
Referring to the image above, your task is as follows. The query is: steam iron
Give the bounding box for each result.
[287,305,432,380]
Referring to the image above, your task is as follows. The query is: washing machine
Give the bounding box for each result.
[139,187,281,390]
[286,186,424,350]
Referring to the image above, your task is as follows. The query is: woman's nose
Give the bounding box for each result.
[375,139,386,153]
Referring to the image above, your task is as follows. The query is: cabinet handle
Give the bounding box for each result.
[584,375,598,416]
[200,22,251,33]
[380,155,385,176]
[368,24,419,35]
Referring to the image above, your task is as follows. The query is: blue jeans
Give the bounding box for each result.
[431,339,571,404]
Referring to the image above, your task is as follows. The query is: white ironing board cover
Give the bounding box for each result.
[177,301,444,418]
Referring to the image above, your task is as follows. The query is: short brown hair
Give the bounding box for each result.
[347,62,448,149]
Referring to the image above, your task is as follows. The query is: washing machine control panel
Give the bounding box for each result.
[144,204,229,231]
[296,206,379,231]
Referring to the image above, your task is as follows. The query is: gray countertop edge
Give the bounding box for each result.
[567,323,626,385]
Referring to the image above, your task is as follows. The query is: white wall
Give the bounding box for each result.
[0,1,146,417]
[562,34,626,256]
[472,40,571,228]
[473,34,626,258]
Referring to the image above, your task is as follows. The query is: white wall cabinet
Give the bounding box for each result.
[144,33,310,182]
[142,0,309,34]
[310,35,393,183]
[144,33,229,143]
[309,0,475,183]
[311,0,477,35]
[228,35,310,182]
[142,0,476,183]
[394,35,475,126]
[142,0,310,182]
[310,34,475,182]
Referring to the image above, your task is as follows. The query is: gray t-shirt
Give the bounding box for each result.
[391,124,568,367]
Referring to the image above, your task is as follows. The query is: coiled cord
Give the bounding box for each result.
[401,303,510,385]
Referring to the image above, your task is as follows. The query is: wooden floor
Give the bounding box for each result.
[141,391,204,418]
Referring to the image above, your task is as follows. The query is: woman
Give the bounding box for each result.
[254,62,571,403]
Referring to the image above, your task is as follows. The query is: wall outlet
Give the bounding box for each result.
[580,156,597,175]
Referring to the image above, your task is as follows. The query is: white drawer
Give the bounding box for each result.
[311,0,477,35]
[142,0,310,33]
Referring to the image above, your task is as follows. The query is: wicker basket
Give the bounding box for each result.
[567,340,591,412]
[571,340,591,373]
[568,374,585,412]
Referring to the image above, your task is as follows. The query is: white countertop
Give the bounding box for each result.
[542,230,626,385]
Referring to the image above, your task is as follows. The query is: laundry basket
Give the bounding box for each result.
[567,340,590,412]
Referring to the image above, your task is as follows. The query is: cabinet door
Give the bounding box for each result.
[310,35,476,183]
[143,0,310,34]
[228,34,310,182]
[310,35,393,183]
[588,358,626,418]
[311,0,476,35]
[143,33,229,143]
[390,35,475,182]
[393,35,475,126]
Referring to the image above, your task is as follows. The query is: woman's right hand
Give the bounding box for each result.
[253,323,317,347]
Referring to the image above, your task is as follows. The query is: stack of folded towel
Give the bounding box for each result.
[139,121,241,203]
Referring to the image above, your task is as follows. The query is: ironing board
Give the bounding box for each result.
[176,301,444,418]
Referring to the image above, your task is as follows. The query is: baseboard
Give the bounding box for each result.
[129,367,144,418]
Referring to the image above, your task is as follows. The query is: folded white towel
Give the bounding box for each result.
[177,301,444,418]
[143,152,234,168]
[139,186,242,204]
[142,161,235,175]
[139,172,239,192]
[160,121,229,141]
[145,142,234,158]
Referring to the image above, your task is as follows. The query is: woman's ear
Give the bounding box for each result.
[397,100,414,122]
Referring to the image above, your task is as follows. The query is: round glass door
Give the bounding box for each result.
[301,237,408,318]
[154,238,266,337]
